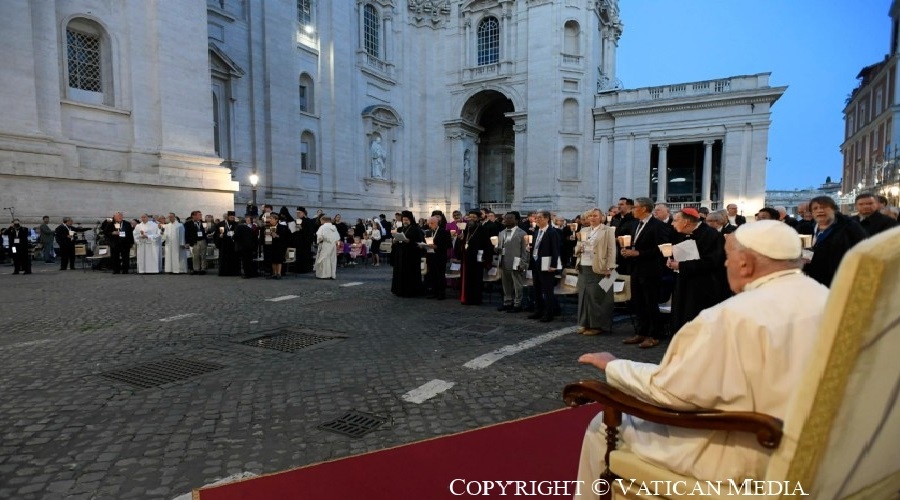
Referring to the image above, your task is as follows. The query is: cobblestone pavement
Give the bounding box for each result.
[0,260,665,499]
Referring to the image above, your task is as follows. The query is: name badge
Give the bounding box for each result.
[119,232,126,237]
[465,243,469,250]
[477,250,483,262]
[265,235,273,244]
[501,248,506,256]
[197,231,203,237]
[227,231,234,237]
[13,239,20,244]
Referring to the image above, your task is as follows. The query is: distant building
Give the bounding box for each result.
[766,180,841,216]
[841,1,900,208]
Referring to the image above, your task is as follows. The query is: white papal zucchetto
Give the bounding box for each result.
[733,219,802,260]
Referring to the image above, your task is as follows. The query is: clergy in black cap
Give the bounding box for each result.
[213,210,241,276]
[456,209,492,305]
[391,210,425,297]
[292,206,314,273]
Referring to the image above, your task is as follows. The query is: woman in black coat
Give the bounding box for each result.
[803,196,867,287]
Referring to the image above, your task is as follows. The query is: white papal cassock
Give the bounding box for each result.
[314,222,340,279]
[133,221,162,274]
[163,221,187,273]
[575,271,829,497]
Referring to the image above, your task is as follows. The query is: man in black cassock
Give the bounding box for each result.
[423,215,452,300]
[390,210,424,297]
[456,209,492,305]
[292,207,314,273]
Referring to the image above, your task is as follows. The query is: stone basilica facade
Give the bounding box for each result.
[1,0,784,223]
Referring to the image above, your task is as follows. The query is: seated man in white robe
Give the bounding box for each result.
[162,213,187,274]
[314,216,340,279]
[575,221,830,496]
[133,213,162,274]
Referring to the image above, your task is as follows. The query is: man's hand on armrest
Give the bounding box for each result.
[578,352,618,371]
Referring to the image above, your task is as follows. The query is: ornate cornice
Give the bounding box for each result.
[596,87,787,119]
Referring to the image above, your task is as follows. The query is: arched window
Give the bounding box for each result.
[299,73,314,114]
[477,17,500,66]
[364,4,380,58]
[301,131,316,171]
[562,99,579,132]
[65,18,112,105]
[561,147,579,180]
[563,20,580,55]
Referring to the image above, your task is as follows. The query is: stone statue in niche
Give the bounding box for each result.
[463,149,472,186]
[370,136,387,179]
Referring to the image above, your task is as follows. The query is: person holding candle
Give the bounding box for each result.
[574,208,617,335]
[103,211,134,274]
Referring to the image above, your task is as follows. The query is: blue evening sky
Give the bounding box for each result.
[616,0,891,190]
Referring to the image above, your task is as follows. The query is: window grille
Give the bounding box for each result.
[364,4,380,58]
[298,0,312,26]
[67,29,102,92]
[477,17,499,66]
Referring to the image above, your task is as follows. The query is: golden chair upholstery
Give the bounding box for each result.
[564,227,900,499]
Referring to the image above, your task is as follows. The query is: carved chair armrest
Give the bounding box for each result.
[563,379,783,499]
[563,379,783,448]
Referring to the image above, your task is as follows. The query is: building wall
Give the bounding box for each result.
[0,0,236,225]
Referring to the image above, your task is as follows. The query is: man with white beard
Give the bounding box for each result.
[133,213,162,274]
[162,213,187,274]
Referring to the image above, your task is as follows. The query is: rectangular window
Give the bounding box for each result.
[299,85,308,113]
[876,88,884,115]
[66,29,102,92]
[301,141,310,171]
[297,0,312,26]
[364,5,380,58]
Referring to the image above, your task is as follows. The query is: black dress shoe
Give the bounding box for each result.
[497,304,511,312]
[527,311,544,320]
[539,315,554,323]
[507,306,523,313]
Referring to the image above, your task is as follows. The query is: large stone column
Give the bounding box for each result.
[701,139,715,206]
[656,142,669,202]
[509,112,527,207]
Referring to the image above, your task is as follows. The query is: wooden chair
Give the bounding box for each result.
[613,275,636,332]
[85,245,110,271]
[563,227,900,499]
[553,268,580,314]
[482,265,502,303]
[205,245,219,269]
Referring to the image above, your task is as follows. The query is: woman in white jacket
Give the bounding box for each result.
[573,208,617,335]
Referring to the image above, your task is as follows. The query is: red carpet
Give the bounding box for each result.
[194,404,600,500]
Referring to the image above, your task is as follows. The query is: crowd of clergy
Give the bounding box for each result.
[5,193,895,344]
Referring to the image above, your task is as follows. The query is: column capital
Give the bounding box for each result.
[703,139,716,146]
[657,142,669,150]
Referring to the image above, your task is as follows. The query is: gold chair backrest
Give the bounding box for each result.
[74,244,86,256]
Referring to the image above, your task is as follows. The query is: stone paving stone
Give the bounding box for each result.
[0,261,666,498]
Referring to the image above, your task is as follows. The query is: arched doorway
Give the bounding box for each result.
[477,97,514,206]
[458,90,515,210]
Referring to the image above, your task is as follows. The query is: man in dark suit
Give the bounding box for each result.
[5,219,32,274]
[234,214,259,278]
[527,210,562,322]
[55,217,77,270]
[726,203,747,226]
[183,210,208,275]
[852,193,897,237]
[102,212,134,274]
[619,197,672,348]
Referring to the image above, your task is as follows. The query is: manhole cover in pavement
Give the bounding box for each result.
[240,330,344,353]
[318,411,388,438]
[100,358,225,389]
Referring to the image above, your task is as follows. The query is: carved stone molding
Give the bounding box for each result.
[363,177,397,193]
[408,0,451,27]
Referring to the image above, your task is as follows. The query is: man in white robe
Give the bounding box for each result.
[162,213,187,274]
[575,221,830,495]
[314,217,340,279]
[133,214,162,274]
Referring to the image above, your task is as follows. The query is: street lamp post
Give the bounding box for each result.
[249,173,259,215]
